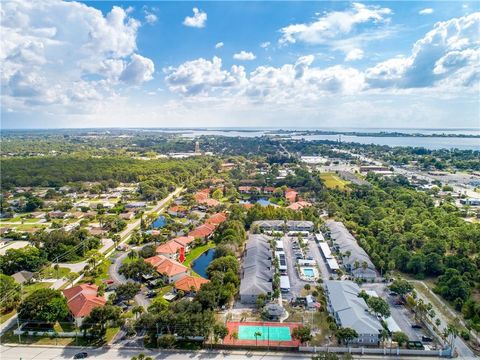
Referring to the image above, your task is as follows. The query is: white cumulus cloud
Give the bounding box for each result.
[419,8,434,15]
[366,12,480,89]
[120,54,155,85]
[164,57,246,96]
[183,8,207,28]
[145,13,158,24]
[233,51,256,61]
[345,48,364,61]
[1,0,155,113]
[215,42,224,49]
[279,2,392,45]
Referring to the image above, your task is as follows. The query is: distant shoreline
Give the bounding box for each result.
[2,127,479,138]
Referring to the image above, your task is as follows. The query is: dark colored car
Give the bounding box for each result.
[422,336,433,342]
[73,352,88,359]
[411,324,423,329]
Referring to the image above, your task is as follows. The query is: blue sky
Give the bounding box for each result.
[1,1,479,129]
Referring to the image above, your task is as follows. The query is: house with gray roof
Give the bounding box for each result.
[240,234,272,304]
[12,270,34,284]
[325,280,382,345]
[326,220,377,280]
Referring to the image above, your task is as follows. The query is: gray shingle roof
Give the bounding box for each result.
[240,235,272,297]
[326,220,376,273]
[325,280,382,335]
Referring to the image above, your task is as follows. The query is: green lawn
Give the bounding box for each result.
[320,173,349,190]
[183,241,215,267]
[40,266,71,279]
[22,282,53,298]
[0,310,16,324]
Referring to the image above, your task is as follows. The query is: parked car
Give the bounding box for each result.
[411,324,423,329]
[146,290,157,298]
[73,352,88,359]
[422,336,433,342]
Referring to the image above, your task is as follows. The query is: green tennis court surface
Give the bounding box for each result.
[238,325,292,341]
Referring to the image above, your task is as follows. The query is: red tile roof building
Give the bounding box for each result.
[156,240,185,259]
[205,212,227,226]
[144,255,188,283]
[285,189,298,203]
[188,223,216,239]
[62,284,106,326]
[174,275,209,293]
[287,201,313,211]
[198,198,221,207]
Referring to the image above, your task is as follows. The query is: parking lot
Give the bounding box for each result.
[361,282,430,342]
[281,235,311,300]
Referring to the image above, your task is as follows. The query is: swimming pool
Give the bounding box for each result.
[238,325,292,341]
[302,267,315,277]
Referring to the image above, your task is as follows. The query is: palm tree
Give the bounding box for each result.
[230,331,238,344]
[132,306,144,319]
[254,331,262,346]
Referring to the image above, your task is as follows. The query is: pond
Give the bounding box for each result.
[151,215,166,229]
[192,248,216,279]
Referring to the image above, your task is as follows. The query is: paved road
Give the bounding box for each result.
[0,345,448,360]
[282,235,309,300]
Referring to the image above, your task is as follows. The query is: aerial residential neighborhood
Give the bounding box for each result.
[1,1,479,360]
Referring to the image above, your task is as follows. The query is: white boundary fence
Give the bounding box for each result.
[299,346,453,357]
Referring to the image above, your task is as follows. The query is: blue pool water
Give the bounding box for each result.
[302,268,314,277]
[256,198,271,206]
[151,215,166,229]
[192,249,216,278]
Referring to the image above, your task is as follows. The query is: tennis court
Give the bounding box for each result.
[238,325,292,341]
[224,321,301,348]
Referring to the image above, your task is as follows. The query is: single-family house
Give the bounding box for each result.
[172,236,195,251]
[188,223,216,240]
[125,202,147,209]
[156,240,185,260]
[62,284,106,327]
[48,210,66,219]
[168,205,187,217]
[119,212,135,220]
[174,275,209,295]
[285,189,298,203]
[144,255,188,283]
[199,198,221,207]
[287,201,312,211]
[205,212,227,226]
[12,270,34,284]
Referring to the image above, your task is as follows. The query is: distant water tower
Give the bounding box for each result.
[195,141,200,153]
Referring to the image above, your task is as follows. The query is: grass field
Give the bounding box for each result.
[23,282,53,298]
[0,310,16,324]
[320,173,349,190]
[40,266,71,279]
